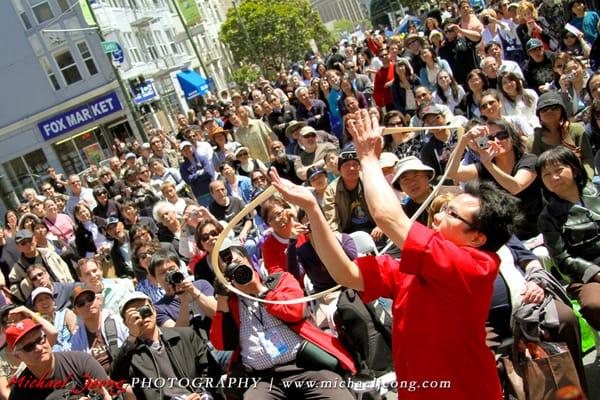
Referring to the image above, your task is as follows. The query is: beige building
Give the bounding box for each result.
[311,0,369,24]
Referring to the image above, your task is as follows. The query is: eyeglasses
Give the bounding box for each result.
[101,173,111,177]
[139,169,149,174]
[200,230,219,241]
[540,105,561,113]
[302,133,317,138]
[440,204,475,229]
[29,271,45,281]
[16,333,46,353]
[487,130,510,141]
[252,176,267,184]
[96,192,107,197]
[75,293,96,308]
[137,251,153,260]
[480,100,497,110]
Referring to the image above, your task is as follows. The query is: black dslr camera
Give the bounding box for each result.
[165,270,185,286]
[138,305,153,319]
[224,263,254,285]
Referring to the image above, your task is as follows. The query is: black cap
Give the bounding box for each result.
[536,91,566,115]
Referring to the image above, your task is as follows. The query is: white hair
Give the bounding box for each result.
[152,201,177,222]
[294,86,308,99]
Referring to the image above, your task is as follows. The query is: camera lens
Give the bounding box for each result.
[225,264,254,285]
[138,305,153,319]
[165,270,185,285]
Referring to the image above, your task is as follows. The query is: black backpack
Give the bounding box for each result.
[333,288,393,377]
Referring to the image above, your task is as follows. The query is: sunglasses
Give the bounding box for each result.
[387,120,404,127]
[480,100,497,110]
[17,333,46,353]
[30,271,45,281]
[540,105,561,113]
[75,292,96,308]
[137,251,153,260]
[200,230,219,241]
[487,130,510,141]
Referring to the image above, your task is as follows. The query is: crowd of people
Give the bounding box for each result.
[0,0,600,398]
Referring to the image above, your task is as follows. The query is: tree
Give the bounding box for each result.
[229,64,262,91]
[220,0,334,78]
[332,19,354,39]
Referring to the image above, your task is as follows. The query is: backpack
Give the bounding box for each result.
[333,288,393,378]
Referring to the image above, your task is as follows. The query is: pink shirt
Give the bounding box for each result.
[44,213,75,243]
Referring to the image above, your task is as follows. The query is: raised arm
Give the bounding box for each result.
[270,169,364,290]
[345,110,412,248]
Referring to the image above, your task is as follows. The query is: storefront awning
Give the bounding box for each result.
[176,70,208,100]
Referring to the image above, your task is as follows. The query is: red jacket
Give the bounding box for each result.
[262,234,289,274]
[373,63,395,107]
[210,272,357,374]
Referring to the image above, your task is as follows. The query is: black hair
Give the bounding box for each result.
[148,249,181,277]
[194,220,224,252]
[462,180,519,252]
[535,146,588,198]
[435,70,460,104]
[586,71,600,98]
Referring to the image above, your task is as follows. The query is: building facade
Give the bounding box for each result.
[0,0,234,210]
[311,0,370,25]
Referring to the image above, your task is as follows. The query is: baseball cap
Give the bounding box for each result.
[15,229,33,244]
[421,104,444,119]
[379,152,399,169]
[125,152,136,160]
[526,38,543,53]
[179,141,193,151]
[234,146,249,157]
[338,147,359,169]
[31,287,53,303]
[141,142,151,150]
[119,291,151,318]
[306,166,327,182]
[299,126,317,137]
[536,91,567,115]
[106,217,120,228]
[70,284,96,304]
[392,156,436,184]
[5,318,42,351]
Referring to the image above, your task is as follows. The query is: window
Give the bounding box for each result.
[40,57,60,90]
[127,0,138,9]
[165,29,182,54]
[153,31,169,57]
[19,12,33,30]
[57,0,70,12]
[140,32,159,60]
[124,32,143,63]
[3,149,50,194]
[54,49,82,84]
[30,0,54,23]
[77,41,98,75]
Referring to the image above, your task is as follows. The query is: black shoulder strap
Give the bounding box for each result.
[104,316,120,358]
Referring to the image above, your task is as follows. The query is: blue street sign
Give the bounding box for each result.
[131,79,159,104]
[111,42,124,65]
[38,92,123,140]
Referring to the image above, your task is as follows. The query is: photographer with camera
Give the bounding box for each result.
[148,249,216,329]
[210,246,356,400]
[112,292,222,400]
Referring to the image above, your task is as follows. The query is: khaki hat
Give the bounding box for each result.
[392,156,435,184]
[285,120,307,138]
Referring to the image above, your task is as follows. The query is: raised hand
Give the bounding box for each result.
[345,108,383,162]
[269,168,318,210]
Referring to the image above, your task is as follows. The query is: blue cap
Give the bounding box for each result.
[526,38,543,53]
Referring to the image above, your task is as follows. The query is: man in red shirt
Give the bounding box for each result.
[373,47,395,111]
[270,110,518,399]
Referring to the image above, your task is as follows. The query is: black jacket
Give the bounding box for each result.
[111,327,222,400]
[538,186,600,283]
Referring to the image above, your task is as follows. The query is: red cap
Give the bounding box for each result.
[5,318,41,351]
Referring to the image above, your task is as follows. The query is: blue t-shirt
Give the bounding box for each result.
[155,279,214,326]
[571,11,599,44]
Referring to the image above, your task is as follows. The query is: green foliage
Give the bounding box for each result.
[220,0,333,78]
[332,19,354,38]
[229,64,262,91]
